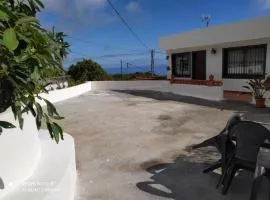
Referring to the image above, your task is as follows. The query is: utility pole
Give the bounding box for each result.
[120,59,123,80]
[150,49,155,76]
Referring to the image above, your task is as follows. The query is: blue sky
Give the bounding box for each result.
[38,0,270,70]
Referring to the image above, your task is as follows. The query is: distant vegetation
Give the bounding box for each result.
[66,59,166,84]
[67,59,109,84]
[110,71,166,80]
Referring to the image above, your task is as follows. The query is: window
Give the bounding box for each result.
[223,44,267,79]
[171,53,192,77]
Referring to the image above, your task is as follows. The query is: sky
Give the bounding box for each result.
[38,0,270,71]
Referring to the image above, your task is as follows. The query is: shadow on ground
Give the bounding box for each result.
[137,147,268,200]
[114,90,270,113]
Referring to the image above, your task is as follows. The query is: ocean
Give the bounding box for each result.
[104,64,167,76]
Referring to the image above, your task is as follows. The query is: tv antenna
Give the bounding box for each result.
[202,15,211,27]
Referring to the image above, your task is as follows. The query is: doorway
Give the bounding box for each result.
[192,51,206,80]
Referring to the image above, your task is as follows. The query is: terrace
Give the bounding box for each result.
[54,90,270,200]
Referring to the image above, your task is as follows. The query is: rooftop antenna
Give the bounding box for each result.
[202,15,211,27]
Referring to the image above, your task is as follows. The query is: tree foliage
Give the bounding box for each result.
[0,0,69,143]
[68,59,109,83]
[48,27,70,62]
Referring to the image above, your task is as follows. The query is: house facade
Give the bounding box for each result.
[159,17,270,101]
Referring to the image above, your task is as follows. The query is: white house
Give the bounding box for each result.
[159,16,270,102]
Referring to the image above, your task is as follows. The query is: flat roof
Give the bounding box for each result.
[159,16,270,51]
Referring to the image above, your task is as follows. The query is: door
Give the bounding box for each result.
[192,51,206,80]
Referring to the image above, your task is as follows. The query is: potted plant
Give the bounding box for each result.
[243,78,267,108]
[209,74,214,81]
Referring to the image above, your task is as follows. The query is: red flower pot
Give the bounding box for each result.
[255,98,265,108]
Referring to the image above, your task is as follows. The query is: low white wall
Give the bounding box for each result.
[0,82,92,198]
[91,81,223,101]
[91,80,168,91]
[170,84,223,101]
[0,112,41,198]
[38,82,92,106]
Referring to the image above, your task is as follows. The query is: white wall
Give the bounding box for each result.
[38,82,92,106]
[266,43,270,75]
[0,112,41,198]
[0,82,92,199]
[206,48,223,80]
[167,56,172,79]
[91,81,223,101]
[166,41,270,92]
[91,80,168,92]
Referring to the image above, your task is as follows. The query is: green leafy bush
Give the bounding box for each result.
[0,0,69,143]
[67,59,109,83]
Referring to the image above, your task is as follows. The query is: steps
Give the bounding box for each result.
[2,130,77,200]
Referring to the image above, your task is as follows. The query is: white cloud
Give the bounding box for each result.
[259,0,270,9]
[41,0,116,30]
[125,1,141,13]
[40,0,144,33]
[43,0,106,11]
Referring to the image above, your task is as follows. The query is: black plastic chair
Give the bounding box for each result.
[192,113,242,187]
[250,147,270,200]
[221,121,270,195]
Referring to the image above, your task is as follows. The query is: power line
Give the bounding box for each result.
[67,35,148,53]
[97,52,148,58]
[106,0,149,50]
[70,51,117,63]
[70,51,150,64]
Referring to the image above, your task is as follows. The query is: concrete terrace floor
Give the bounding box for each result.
[54,91,269,200]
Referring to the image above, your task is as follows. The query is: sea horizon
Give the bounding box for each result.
[103,64,167,76]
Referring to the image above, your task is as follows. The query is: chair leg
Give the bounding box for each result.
[217,172,225,189]
[217,164,228,189]
[222,164,238,195]
[217,156,233,189]
[268,175,270,200]
[250,165,266,200]
[250,176,264,200]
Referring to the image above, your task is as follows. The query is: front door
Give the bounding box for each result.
[192,51,206,80]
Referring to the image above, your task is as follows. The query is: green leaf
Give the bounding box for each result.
[242,86,250,90]
[46,122,54,139]
[0,121,16,129]
[3,28,19,52]
[35,0,45,8]
[35,102,43,130]
[44,99,59,116]
[30,66,40,81]
[15,16,37,26]
[0,10,9,21]
[51,123,60,143]
[17,109,24,129]
[52,116,64,120]
[53,122,64,140]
